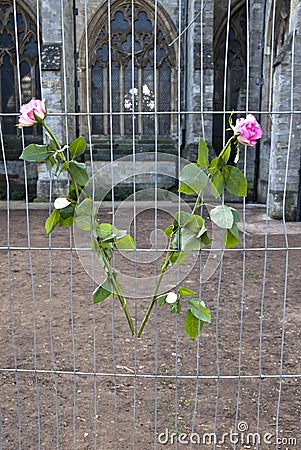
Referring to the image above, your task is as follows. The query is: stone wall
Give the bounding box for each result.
[5,0,300,218]
[37,0,76,200]
[268,0,301,220]
[185,0,214,159]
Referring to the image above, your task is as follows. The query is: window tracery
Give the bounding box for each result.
[0,1,41,135]
[89,2,176,136]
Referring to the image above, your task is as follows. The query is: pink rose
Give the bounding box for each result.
[233,114,263,146]
[17,98,46,128]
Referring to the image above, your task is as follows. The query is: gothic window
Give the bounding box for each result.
[0,1,41,135]
[89,2,176,136]
[213,4,247,151]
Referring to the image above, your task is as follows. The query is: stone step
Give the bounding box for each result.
[89,136,178,160]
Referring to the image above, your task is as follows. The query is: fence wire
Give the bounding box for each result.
[0,1,301,450]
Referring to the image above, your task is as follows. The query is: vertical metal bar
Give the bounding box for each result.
[222,0,232,142]
[255,3,277,449]
[47,176,60,450]
[73,1,80,136]
[60,1,78,448]
[233,0,250,447]
[12,0,41,447]
[190,0,204,447]
[83,1,97,449]
[130,2,138,448]
[106,2,119,449]
[275,23,296,450]
[0,122,22,450]
[213,262,223,450]
[153,0,159,446]
[253,0,267,202]
[174,0,183,448]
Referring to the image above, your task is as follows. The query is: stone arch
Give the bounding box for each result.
[78,0,178,138]
[0,0,41,136]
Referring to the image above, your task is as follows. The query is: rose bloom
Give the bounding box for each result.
[233,114,263,146]
[17,98,46,128]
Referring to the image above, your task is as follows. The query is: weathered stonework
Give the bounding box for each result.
[1,0,300,219]
[267,5,301,220]
[185,0,214,155]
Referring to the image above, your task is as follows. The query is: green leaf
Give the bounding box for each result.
[178,286,196,297]
[93,280,112,304]
[59,215,74,227]
[222,165,247,197]
[102,233,118,243]
[185,215,205,235]
[224,223,240,249]
[68,160,89,186]
[210,205,234,229]
[210,170,225,198]
[184,310,204,339]
[164,225,173,237]
[58,204,74,227]
[95,223,113,239]
[208,156,225,175]
[180,228,201,251]
[173,211,192,228]
[169,250,186,265]
[69,136,86,159]
[197,139,209,168]
[96,223,119,240]
[230,207,241,224]
[157,294,167,306]
[91,239,106,268]
[171,230,180,251]
[45,155,56,172]
[60,161,70,172]
[174,214,208,252]
[75,198,95,230]
[189,298,211,323]
[200,231,211,247]
[20,144,53,163]
[115,234,134,251]
[178,163,208,195]
[59,204,74,220]
[170,301,181,314]
[45,208,60,234]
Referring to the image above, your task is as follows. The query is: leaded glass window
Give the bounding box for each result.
[0,1,41,135]
[89,2,176,136]
[213,6,247,151]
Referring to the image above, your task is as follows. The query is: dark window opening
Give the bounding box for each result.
[90,2,176,137]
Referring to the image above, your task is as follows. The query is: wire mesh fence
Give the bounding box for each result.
[0,0,301,449]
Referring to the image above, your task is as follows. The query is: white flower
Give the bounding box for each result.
[54,197,71,209]
[165,292,178,304]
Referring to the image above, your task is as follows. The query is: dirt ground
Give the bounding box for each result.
[0,203,300,449]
